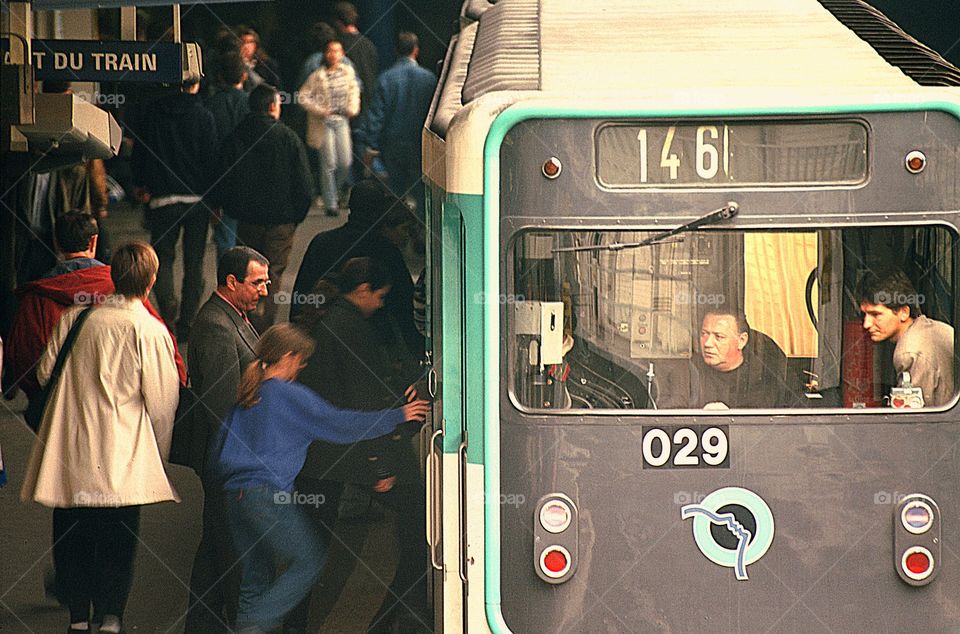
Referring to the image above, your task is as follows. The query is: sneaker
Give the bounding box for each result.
[325,207,339,217]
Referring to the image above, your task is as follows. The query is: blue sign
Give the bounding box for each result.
[2,39,188,83]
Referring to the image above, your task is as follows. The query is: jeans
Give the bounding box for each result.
[147,201,209,336]
[225,485,328,632]
[319,115,352,212]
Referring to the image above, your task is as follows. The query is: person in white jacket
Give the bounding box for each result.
[298,39,360,216]
[21,241,179,634]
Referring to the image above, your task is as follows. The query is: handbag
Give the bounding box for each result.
[23,307,94,433]
[168,383,210,473]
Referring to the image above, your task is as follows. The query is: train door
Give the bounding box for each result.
[425,183,466,631]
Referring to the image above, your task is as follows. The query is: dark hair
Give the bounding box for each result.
[249,83,279,115]
[237,324,315,409]
[338,257,391,293]
[325,39,343,54]
[54,210,99,253]
[702,305,750,336]
[217,246,269,287]
[347,178,406,229]
[397,32,419,57]
[218,50,246,86]
[181,75,200,90]
[111,241,159,297]
[856,270,921,318]
[309,21,336,52]
[334,2,359,26]
[293,257,389,329]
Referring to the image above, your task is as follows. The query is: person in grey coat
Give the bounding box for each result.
[183,246,269,633]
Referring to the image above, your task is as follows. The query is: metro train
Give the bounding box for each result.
[420,0,960,630]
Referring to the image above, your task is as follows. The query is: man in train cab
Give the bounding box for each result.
[693,307,798,409]
[857,270,955,407]
[183,246,269,632]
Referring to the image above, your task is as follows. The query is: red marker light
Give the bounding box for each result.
[901,546,934,581]
[906,551,930,575]
[539,545,572,579]
[543,549,567,573]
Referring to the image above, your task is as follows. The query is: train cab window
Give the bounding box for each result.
[509,226,957,413]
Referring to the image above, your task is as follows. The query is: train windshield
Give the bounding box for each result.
[509,225,957,413]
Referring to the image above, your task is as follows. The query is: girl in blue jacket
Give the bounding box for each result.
[209,323,428,633]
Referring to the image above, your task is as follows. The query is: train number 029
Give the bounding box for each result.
[640,425,730,469]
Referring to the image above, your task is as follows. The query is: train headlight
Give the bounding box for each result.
[539,499,572,533]
[900,500,933,534]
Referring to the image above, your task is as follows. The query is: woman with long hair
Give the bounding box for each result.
[209,323,428,633]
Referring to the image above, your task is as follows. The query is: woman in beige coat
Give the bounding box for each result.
[21,242,180,634]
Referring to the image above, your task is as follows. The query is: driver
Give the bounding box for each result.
[693,307,797,409]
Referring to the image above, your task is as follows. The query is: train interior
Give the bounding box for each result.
[510,225,956,411]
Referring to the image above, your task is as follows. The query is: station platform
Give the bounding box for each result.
[0,200,413,632]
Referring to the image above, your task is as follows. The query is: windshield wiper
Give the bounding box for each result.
[552,202,739,253]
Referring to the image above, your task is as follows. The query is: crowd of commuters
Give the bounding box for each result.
[1,5,440,632]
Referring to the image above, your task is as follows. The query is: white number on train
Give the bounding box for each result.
[641,425,730,468]
[633,125,731,183]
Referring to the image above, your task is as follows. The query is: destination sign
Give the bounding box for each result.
[596,121,868,188]
[1,39,189,83]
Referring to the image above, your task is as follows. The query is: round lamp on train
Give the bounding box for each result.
[539,545,572,579]
[542,157,562,179]
[539,499,572,533]
[901,500,934,535]
[901,546,934,581]
[904,150,927,174]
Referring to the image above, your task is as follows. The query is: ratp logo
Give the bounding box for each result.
[681,487,774,581]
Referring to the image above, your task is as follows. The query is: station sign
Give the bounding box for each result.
[1,39,191,83]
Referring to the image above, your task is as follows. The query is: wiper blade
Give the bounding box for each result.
[552,202,739,253]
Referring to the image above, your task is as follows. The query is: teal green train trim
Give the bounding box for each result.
[478,97,960,632]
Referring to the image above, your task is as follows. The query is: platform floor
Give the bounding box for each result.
[1,201,419,632]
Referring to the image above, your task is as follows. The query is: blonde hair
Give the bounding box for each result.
[237,323,316,409]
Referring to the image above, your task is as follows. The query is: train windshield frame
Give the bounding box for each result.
[506,224,958,416]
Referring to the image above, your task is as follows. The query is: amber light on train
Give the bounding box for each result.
[541,156,562,179]
[904,150,927,174]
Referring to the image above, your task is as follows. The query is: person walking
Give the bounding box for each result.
[212,84,313,331]
[20,242,180,634]
[299,39,360,216]
[208,324,428,634]
[182,246,269,633]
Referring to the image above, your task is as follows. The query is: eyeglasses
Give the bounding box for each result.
[246,278,271,289]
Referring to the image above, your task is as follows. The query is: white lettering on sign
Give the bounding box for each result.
[90,51,157,72]
[5,47,158,76]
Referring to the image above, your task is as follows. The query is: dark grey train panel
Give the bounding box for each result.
[496,420,960,631]
[498,111,960,218]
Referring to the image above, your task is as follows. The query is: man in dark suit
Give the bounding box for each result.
[183,246,269,633]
